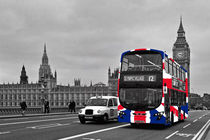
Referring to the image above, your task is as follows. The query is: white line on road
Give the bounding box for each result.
[165,131,179,139]
[183,123,191,128]
[193,119,198,122]
[3,117,29,121]
[73,121,80,123]
[0,131,11,135]
[58,124,130,140]
[27,123,71,129]
[0,117,77,126]
[192,119,210,140]
[199,116,202,119]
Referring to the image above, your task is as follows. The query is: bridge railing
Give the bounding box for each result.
[0,107,82,115]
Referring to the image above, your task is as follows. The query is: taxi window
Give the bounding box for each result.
[113,98,118,106]
[108,99,113,107]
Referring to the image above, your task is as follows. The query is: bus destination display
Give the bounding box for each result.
[124,75,156,82]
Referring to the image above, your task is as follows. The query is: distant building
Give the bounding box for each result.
[202,93,210,109]
[189,93,202,109]
[203,93,210,102]
[0,44,109,108]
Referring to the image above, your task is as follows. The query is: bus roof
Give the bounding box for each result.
[120,48,165,62]
[120,48,187,72]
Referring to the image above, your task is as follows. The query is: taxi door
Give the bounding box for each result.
[108,99,115,119]
[112,98,118,119]
[108,98,118,119]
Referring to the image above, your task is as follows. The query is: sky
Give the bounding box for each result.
[0,0,209,96]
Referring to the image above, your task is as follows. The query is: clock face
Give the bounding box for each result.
[176,51,185,59]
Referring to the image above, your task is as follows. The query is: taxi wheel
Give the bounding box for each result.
[79,118,86,124]
[103,114,108,122]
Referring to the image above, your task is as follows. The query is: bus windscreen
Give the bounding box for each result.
[119,88,162,111]
[121,53,162,72]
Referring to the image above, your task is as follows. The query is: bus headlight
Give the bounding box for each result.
[119,111,126,118]
[154,112,164,120]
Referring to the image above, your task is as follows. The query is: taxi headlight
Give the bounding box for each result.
[79,109,83,114]
[97,110,102,113]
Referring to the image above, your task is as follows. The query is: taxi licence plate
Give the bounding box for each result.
[85,116,93,119]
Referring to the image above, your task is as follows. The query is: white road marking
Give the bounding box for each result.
[199,116,202,119]
[0,131,11,135]
[165,131,179,139]
[0,117,77,126]
[183,123,191,128]
[193,119,198,122]
[27,123,71,129]
[176,133,195,137]
[82,138,101,140]
[73,121,80,123]
[3,117,29,121]
[192,119,210,140]
[58,124,130,140]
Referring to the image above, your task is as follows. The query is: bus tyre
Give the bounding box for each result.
[182,111,185,122]
[130,123,137,127]
[79,118,86,124]
[103,114,108,122]
[171,113,174,125]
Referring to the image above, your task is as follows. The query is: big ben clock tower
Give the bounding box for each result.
[173,17,190,93]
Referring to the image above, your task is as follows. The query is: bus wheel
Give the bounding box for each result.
[182,111,185,122]
[130,123,137,127]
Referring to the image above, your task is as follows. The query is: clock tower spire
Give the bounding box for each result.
[173,17,190,93]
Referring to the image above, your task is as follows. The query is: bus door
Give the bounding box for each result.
[164,84,170,123]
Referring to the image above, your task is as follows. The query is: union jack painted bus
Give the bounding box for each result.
[118,48,188,126]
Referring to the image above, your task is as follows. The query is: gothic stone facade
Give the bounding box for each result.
[0,45,109,108]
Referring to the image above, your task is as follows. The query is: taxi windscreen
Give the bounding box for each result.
[87,99,108,106]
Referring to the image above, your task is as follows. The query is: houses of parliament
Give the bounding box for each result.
[0,44,119,108]
[0,18,190,108]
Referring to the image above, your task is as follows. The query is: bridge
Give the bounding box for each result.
[0,110,209,140]
[0,107,80,116]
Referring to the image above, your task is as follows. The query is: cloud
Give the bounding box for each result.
[0,0,210,95]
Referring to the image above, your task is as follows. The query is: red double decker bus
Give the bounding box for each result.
[118,48,188,126]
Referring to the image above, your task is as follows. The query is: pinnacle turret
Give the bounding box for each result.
[20,65,28,84]
[42,43,48,65]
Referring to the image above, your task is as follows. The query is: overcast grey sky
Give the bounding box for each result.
[0,0,209,95]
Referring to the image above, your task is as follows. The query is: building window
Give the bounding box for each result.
[18,95,21,100]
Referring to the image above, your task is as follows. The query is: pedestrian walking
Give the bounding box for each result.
[68,101,71,112]
[44,100,50,113]
[69,100,76,113]
[20,100,27,116]
[71,100,76,113]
